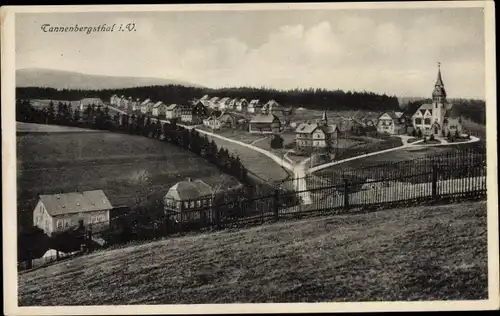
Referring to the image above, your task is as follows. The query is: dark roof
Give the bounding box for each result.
[250,113,279,124]
[166,179,213,201]
[39,190,113,217]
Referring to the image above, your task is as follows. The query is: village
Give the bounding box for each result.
[18,64,481,269]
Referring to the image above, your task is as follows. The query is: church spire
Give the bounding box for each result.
[432,62,446,101]
[435,62,444,87]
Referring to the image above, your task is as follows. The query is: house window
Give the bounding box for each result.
[184,201,189,209]
[57,220,63,229]
[65,220,70,228]
[414,118,422,125]
[424,118,431,125]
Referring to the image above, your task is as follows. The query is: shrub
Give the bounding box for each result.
[429,134,435,141]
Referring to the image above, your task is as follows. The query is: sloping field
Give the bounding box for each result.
[202,134,290,183]
[18,201,487,305]
[16,122,101,133]
[17,127,239,228]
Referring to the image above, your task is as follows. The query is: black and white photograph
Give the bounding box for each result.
[2,2,498,314]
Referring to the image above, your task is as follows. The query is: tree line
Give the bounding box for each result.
[17,85,401,112]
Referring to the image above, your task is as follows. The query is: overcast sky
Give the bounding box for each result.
[16,8,485,98]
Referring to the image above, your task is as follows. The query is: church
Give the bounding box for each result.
[411,64,463,137]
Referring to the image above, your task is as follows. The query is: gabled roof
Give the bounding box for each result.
[200,95,209,100]
[166,179,213,201]
[249,99,260,106]
[218,97,230,104]
[228,98,238,105]
[141,98,151,106]
[295,122,338,134]
[153,101,165,108]
[166,104,180,110]
[39,190,113,217]
[236,99,248,106]
[209,97,220,102]
[250,113,279,124]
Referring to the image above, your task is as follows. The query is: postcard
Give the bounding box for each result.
[2,2,498,315]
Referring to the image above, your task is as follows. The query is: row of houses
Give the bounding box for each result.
[197,95,291,115]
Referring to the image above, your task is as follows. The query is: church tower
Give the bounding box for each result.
[431,62,447,126]
[319,110,328,126]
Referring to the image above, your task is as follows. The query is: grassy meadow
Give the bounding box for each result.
[16,126,240,229]
[18,200,487,305]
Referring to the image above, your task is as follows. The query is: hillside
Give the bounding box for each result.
[18,200,487,305]
[16,68,202,90]
[16,127,240,229]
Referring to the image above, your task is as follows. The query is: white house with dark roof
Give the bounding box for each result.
[247,99,262,113]
[261,99,281,114]
[152,101,168,117]
[295,111,339,150]
[166,104,182,119]
[377,111,408,135]
[33,190,113,236]
[209,97,220,109]
[249,113,281,134]
[217,97,231,111]
[235,99,248,112]
[227,98,238,110]
[164,178,214,223]
[412,64,463,136]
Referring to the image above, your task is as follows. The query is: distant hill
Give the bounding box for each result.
[16,68,203,90]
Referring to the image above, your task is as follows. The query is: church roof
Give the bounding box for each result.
[432,65,447,98]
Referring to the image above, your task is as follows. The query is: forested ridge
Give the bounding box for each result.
[17,85,400,112]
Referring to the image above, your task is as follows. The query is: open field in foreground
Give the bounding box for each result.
[17,127,239,228]
[18,201,487,305]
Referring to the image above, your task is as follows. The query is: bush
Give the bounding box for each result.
[429,134,435,141]
[18,226,50,263]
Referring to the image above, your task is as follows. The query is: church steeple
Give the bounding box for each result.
[432,62,446,102]
[320,110,328,126]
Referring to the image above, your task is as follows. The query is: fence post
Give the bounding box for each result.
[86,229,92,253]
[431,164,438,199]
[343,178,349,210]
[215,203,221,230]
[273,188,280,221]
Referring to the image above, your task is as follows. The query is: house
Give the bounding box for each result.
[261,99,281,114]
[109,94,120,106]
[203,114,222,130]
[217,97,231,111]
[249,113,282,134]
[131,98,141,112]
[247,99,262,113]
[33,190,113,236]
[200,95,210,101]
[235,99,249,112]
[411,63,463,136]
[166,104,182,120]
[152,101,168,117]
[377,111,408,135]
[118,95,129,109]
[203,111,243,130]
[181,102,208,124]
[295,111,339,151]
[79,98,104,112]
[227,98,238,110]
[140,99,154,114]
[164,178,214,223]
[209,97,220,109]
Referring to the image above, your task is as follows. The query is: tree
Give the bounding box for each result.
[47,101,56,123]
[270,134,284,149]
[417,129,423,138]
[429,134,435,141]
